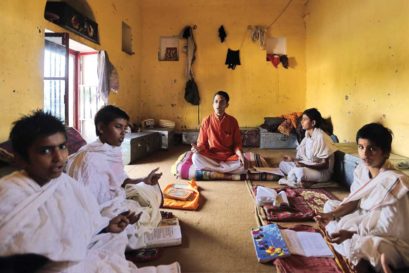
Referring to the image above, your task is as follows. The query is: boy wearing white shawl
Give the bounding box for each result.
[0,111,147,273]
[279,108,337,187]
[66,105,163,250]
[316,123,409,272]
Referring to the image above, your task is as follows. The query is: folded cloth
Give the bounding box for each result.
[256,186,277,206]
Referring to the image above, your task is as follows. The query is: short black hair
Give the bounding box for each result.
[302,108,323,128]
[356,123,393,154]
[94,105,129,136]
[9,110,66,161]
[214,91,230,103]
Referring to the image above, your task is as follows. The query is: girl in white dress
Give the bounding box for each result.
[278,108,337,187]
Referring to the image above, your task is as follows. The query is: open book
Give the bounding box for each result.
[251,223,333,263]
[144,217,182,248]
[281,229,333,257]
[137,262,181,273]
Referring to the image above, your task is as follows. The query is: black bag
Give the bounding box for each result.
[184,78,200,105]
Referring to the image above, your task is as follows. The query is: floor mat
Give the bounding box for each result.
[172,151,280,181]
[247,181,340,224]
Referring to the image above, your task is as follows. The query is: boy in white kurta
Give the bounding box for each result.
[66,105,163,250]
[0,110,157,273]
[316,123,409,272]
[279,108,337,187]
[66,105,162,249]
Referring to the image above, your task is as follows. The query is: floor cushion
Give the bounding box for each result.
[171,151,279,181]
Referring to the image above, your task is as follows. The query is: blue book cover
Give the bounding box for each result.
[251,223,291,263]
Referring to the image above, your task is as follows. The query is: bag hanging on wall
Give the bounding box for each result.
[184,77,200,105]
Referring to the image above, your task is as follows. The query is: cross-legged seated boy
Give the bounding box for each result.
[278,108,337,187]
[315,123,409,273]
[0,110,143,272]
[191,91,248,174]
[66,105,163,249]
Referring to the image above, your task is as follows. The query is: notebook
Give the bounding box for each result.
[251,223,333,263]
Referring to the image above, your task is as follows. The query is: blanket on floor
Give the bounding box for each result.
[251,186,339,223]
[171,151,279,181]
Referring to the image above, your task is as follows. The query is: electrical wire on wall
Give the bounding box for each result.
[267,0,293,29]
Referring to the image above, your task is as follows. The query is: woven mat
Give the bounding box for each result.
[246,181,340,224]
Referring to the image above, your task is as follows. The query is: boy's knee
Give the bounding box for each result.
[191,152,202,164]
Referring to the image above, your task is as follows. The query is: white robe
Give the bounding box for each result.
[279,128,337,183]
[324,161,409,271]
[66,140,162,249]
[0,171,140,273]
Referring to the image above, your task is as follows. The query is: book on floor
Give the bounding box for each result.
[137,262,181,273]
[144,217,182,248]
[251,223,333,263]
[280,229,333,257]
[164,184,195,201]
[251,224,291,263]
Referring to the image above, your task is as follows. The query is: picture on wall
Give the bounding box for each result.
[159,36,179,61]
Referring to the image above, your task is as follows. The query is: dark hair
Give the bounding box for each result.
[356,123,393,154]
[9,110,66,161]
[214,91,230,103]
[302,108,323,128]
[94,105,129,136]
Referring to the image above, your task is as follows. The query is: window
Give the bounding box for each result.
[44,32,104,142]
[44,33,69,123]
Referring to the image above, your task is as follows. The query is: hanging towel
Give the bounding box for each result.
[97,50,119,103]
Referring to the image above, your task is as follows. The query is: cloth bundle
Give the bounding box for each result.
[255,186,289,207]
[162,180,200,210]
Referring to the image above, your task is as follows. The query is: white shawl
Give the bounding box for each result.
[0,172,176,273]
[66,139,127,206]
[66,140,162,249]
[0,171,108,262]
[330,161,409,270]
[296,128,337,164]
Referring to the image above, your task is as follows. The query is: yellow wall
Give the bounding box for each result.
[0,1,45,141]
[139,0,306,129]
[0,0,142,142]
[305,0,409,156]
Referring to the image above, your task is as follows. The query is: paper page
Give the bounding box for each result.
[145,225,181,246]
[295,231,333,257]
[265,37,287,55]
[281,229,305,256]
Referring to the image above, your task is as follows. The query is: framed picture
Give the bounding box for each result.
[159,36,179,61]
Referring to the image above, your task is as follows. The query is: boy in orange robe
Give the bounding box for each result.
[191,91,248,173]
